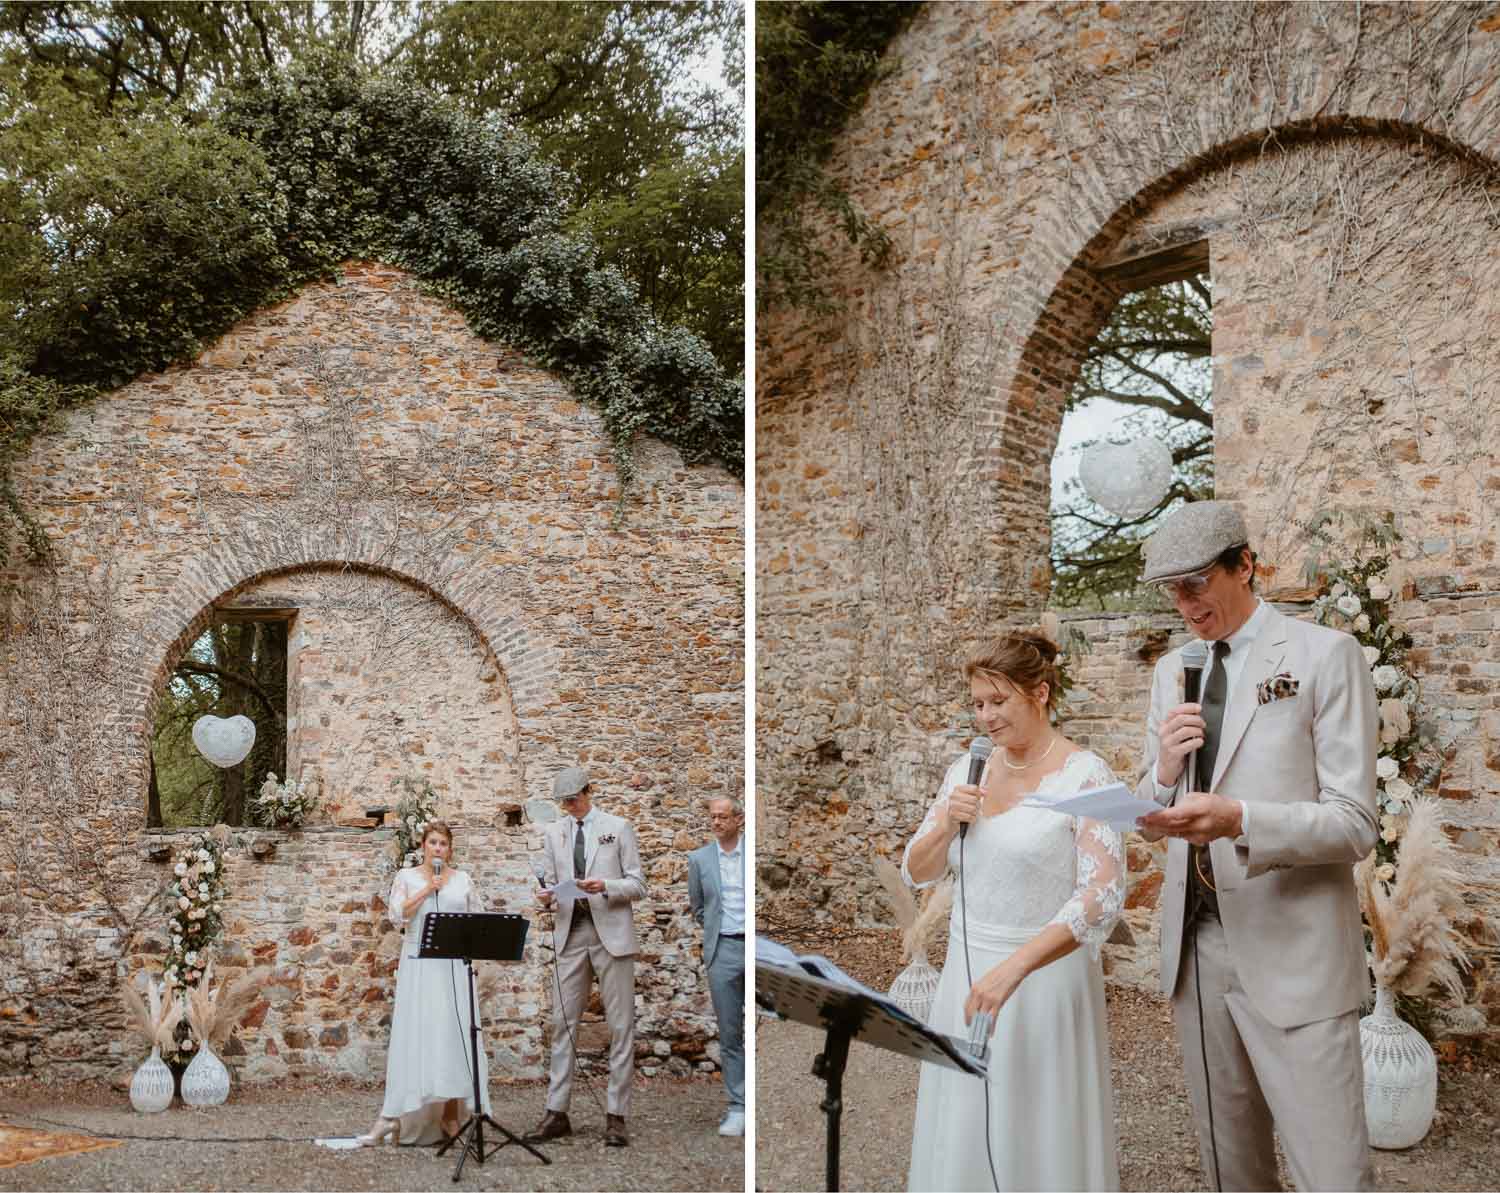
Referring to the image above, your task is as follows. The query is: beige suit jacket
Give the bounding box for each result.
[1135,607,1379,1028]
[541,808,647,958]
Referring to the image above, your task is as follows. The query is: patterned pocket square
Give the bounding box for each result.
[1257,673,1300,705]
[599,834,617,845]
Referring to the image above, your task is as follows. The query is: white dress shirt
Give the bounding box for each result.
[1156,598,1272,835]
[716,835,745,935]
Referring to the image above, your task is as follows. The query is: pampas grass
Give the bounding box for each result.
[120,974,183,1054]
[1356,797,1470,1001]
[875,858,953,966]
[182,964,271,1049]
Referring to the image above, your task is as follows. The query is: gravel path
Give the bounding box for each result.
[0,1074,743,1192]
[755,927,1500,1192]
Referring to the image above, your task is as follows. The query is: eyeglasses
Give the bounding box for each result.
[1155,566,1218,599]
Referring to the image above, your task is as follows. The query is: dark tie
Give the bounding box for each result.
[1197,640,1231,788]
[573,818,587,879]
[1191,640,1231,916]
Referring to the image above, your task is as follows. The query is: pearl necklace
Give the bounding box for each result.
[999,734,1059,771]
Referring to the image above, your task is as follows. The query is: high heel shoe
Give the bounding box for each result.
[356,1116,401,1146]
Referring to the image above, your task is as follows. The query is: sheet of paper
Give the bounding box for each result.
[1020,781,1161,830]
[547,877,585,902]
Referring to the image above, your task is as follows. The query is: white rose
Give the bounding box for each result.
[1354,613,1370,633]
[1363,646,1380,666]
[1369,581,1391,602]
[1385,778,1413,802]
[186,951,197,965]
[203,861,214,874]
[1373,665,1401,692]
[213,903,222,912]
[1376,756,1398,781]
[173,862,187,877]
[178,896,191,910]
[1336,595,1361,616]
[1331,581,1347,597]
[1375,862,1396,882]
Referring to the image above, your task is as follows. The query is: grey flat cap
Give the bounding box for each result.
[552,766,590,800]
[1141,501,1250,584]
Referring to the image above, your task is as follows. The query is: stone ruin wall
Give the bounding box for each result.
[756,1,1500,1048]
[0,261,745,1082]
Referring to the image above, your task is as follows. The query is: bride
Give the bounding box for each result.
[902,630,1124,1191]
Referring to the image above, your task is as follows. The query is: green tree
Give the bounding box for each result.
[1,1,745,372]
[1051,276,1214,609]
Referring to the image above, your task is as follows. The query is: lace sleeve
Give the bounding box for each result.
[900,757,965,889]
[388,870,411,929]
[1048,756,1126,958]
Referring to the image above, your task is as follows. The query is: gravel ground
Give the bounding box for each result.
[0,1073,743,1192]
[755,926,1500,1192]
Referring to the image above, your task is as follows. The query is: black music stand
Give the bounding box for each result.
[418,911,550,1181]
[757,960,988,1192]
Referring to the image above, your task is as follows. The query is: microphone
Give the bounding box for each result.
[529,856,549,888]
[432,857,444,877]
[1180,639,1209,791]
[961,736,994,840]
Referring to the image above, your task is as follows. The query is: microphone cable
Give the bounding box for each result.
[533,857,610,1124]
[1192,918,1222,1192]
[958,819,1001,1193]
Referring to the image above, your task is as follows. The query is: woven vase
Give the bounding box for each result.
[888,959,942,1023]
[129,1045,174,1113]
[181,1043,231,1107]
[1361,985,1437,1149]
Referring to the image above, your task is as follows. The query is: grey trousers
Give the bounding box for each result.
[707,934,745,1111]
[1172,913,1372,1192]
[546,915,636,1117]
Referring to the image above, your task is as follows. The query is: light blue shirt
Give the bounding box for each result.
[716,836,745,935]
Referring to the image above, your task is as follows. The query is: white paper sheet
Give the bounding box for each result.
[1020,781,1161,830]
[545,877,585,902]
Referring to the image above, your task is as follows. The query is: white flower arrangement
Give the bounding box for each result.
[387,775,441,876]
[1372,664,1402,693]
[160,827,231,1060]
[254,772,320,829]
[1376,756,1399,782]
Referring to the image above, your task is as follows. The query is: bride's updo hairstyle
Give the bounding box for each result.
[963,626,1062,714]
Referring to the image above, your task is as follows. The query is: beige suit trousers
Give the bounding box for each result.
[1173,913,1372,1191]
[545,915,636,1117]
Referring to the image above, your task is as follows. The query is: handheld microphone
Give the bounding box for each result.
[432,857,444,877]
[961,736,994,839]
[529,857,549,888]
[1180,640,1209,791]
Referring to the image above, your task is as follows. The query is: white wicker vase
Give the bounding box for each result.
[888,960,942,1023]
[180,1044,231,1107]
[129,1046,174,1113]
[1361,985,1437,1149]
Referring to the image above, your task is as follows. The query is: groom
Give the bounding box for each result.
[1134,501,1379,1191]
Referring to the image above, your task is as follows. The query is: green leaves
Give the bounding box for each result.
[0,57,742,557]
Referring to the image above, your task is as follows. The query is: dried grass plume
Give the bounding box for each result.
[1356,798,1470,1001]
[120,973,183,1054]
[875,858,953,966]
[183,964,272,1049]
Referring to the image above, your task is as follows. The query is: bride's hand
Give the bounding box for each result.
[942,785,983,835]
[964,959,1023,1031]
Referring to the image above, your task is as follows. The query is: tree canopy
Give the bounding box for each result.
[1050,276,1214,609]
[0,2,744,556]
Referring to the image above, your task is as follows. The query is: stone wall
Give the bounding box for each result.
[756,1,1500,1045]
[0,261,743,1081]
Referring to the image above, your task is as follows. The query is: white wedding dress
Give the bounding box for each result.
[379,867,493,1145]
[902,750,1125,1192]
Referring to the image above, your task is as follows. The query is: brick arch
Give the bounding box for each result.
[989,115,1500,606]
[131,537,557,805]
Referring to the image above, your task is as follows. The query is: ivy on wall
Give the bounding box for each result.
[0,63,743,559]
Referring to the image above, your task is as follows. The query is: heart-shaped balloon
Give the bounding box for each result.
[1078,436,1174,519]
[192,715,256,769]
